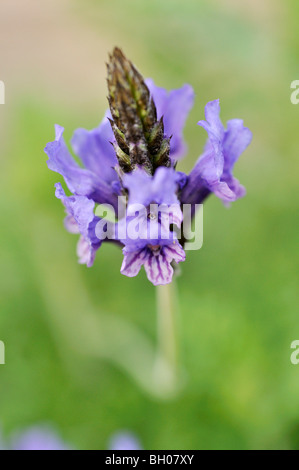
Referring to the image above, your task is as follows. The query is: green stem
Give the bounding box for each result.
[155,280,180,390]
[33,213,184,399]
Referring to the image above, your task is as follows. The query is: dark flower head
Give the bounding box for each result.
[44,48,251,285]
[107,47,171,174]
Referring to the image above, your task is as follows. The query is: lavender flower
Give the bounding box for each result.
[7,426,69,450]
[108,431,142,450]
[45,47,252,286]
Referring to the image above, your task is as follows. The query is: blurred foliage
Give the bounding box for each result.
[0,0,298,450]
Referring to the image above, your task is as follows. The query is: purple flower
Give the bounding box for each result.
[45,89,190,282]
[45,48,252,286]
[108,431,142,451]
[181,99,252,205]
[11,426,68,451]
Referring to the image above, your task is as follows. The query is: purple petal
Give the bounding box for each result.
[45,125,96,196]
[121,167,183,250]
[159,203,183,230]
[146,79,167,117]
[64,215,80,234]
[182,150,237,204]
[144,252,174,286]
[224,176,246,201]
[175,171,188,190]
[164,241,186,264]
[193,148,222,186]
[118,208,178,252]
[55,183,101,266]
[144,242,185,286]
[123,166,181,208]
[122,168,152,207]
[181,100,251,205]
[55,183,95,239]
[121,242,185,286]
[223,119,252,174]
[198,99,224,141]
[120,247,148,278]
[151,167,182,205]
[179,150,215,206]
[71,115,117,185]
[197,100,225,178]
[77,236,97,267]
[146,79,194,161]
[209,180,237,202]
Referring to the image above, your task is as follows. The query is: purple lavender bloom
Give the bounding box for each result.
[108,431,142,451]
[45,88,189,280]
[181,99,252,205]
[11,426,68,451]
[45,48,252,286]
[146,79,194,162]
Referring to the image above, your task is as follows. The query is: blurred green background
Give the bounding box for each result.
[0,0,298,450]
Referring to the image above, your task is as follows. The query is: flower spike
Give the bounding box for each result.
[107,47,171,174]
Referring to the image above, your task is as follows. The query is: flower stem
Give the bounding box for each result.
[155,280,180,392]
